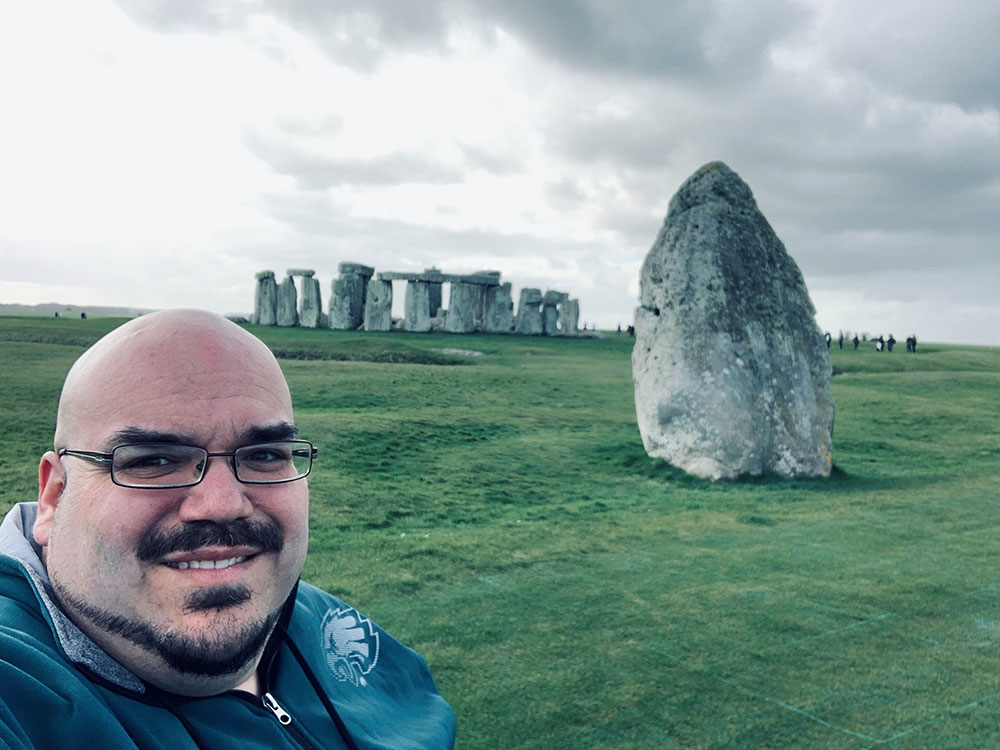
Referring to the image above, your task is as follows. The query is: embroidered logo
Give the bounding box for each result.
[321,606,380,686]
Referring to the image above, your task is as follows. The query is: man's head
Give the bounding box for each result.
[33,310,310,696]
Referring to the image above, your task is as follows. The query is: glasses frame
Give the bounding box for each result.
[57,440,318,489]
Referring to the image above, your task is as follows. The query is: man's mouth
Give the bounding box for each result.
[165,556,248,570]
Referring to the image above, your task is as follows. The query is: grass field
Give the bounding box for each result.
[2,315,999,748]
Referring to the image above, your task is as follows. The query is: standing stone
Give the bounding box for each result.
[483,282,515,333]
[425,267,443,317]
[445,282,483,333]
[632,161,834,481]
[329,262,374,330]
[558,298,580,335]
[515,288,543,335]
[253,270,277,326]
[542,291,567,336]
[404,281,432,332]
[276,276,298,327]
[364,278,392,332]
[299,276,323,328]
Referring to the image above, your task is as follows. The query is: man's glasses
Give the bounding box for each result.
[58,440,318,489]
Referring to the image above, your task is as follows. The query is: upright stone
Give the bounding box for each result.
[404,281,432,332]
[364,278,392,332]
[558,298,580,335]
[329,262,374,330]
[445,283,483,333]
[425,267,443,317]
[253,270,277,326]
[299,276,322,328]
[515,288,543,335]
[276,275,298,327]
[632,161,834,481]
[483,282,515,333]
[542,290,567,336]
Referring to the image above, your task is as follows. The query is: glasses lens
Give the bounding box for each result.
[234,441,312,483]
[112,444,207,487]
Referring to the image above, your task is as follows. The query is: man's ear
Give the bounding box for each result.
[34,452,65,547]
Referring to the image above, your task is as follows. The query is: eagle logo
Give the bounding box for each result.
[321,607,380,686]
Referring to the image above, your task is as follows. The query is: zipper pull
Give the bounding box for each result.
[262,691,293,726]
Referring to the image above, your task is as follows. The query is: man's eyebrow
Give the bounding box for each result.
[103,428,199,452]
[240,423,300,444]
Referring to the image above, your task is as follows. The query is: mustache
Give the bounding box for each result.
[136,519,284,562]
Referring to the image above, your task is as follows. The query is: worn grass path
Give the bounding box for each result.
[2,315,999,748]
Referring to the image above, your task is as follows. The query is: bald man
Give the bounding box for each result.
[0,310,456,749]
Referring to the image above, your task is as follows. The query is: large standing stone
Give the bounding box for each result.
[364,278,392,332]
[542,291,567,336]
[404,281,432,332]
[632,161,834,480]
[253,270,277,326]
[558,298,580,335]
[329,262,374,330]
[299,276,323,328]
[515,288,543,335]
[425,267,443,317]
[276,275,298,327]
[445,282,484,333]
[483,282,515,333]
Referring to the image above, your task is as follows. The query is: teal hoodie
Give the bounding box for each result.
[0,503,456,749]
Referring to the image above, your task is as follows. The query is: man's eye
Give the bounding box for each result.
[244,449,285,462]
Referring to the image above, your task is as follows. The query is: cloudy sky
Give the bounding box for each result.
[1,1,997,344]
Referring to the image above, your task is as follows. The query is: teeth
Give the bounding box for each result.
[166,556,246,570]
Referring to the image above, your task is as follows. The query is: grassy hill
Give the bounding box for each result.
[2,314,999,748]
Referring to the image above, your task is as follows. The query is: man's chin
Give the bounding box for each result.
[53,579,279,678]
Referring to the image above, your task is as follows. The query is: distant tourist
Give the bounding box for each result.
[838,330,844,349]
[876,335,884,352]
[54,311,60,318]
[852,334,859,350]
[80,311,87,319]
[909,334,918,353]
[824,331,832,348]
[617,324,622,336]
[627,324,635,337]
[887,333,896,352]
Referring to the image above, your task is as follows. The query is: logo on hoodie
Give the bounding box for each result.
[321,607,380,686]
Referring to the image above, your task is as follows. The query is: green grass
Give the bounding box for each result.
[2,314,999,748]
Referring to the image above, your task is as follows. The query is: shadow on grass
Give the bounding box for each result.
[603,443,944,494]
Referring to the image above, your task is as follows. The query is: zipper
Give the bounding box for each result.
[262,692,293,726]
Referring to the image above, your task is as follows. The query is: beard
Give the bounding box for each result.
[52,578,282,677]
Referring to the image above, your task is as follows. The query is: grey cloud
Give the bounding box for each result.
[242,132,464,189]
[820,0,1000,110]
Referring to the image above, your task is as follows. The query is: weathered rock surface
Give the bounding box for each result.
[632,161,834,481]
[558,298,579,335]
[483,282,515,333]
[299,276,323,328]
[276,276,298,327]
[253,270,277,326]
[329,262,373,330]
[445,282,484,333]
[515,288,543,335]
[542,290,567,336]
[404,281,432,332]
[364,278,392,332]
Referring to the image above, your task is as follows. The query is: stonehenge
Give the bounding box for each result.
[252,264,582,337]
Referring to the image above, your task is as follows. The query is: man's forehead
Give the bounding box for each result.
[98,423,299,451]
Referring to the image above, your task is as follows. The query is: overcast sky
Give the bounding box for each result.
[1,1,997,344]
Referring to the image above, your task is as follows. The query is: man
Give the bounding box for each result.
[0,310,456,749]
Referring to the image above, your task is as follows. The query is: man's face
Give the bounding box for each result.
[34,314,309,693]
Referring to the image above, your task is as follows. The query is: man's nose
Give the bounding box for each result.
[177,456,253,524]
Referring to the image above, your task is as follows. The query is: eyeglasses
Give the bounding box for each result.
[58,440,318,489]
